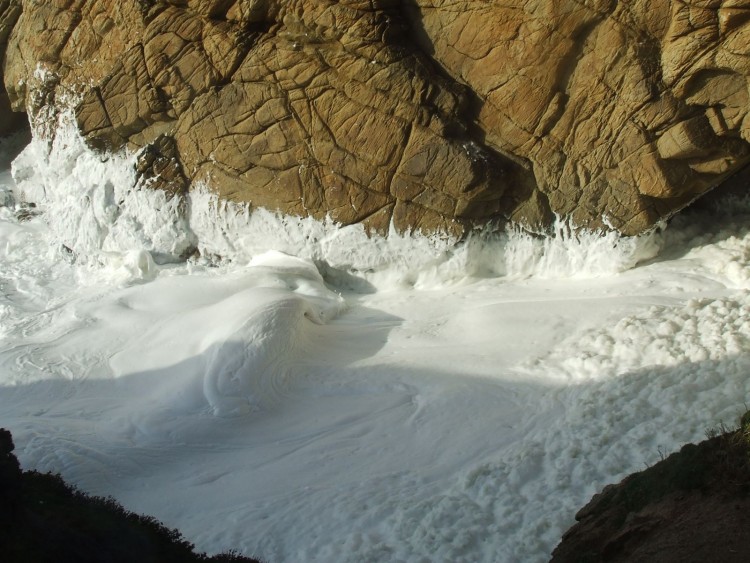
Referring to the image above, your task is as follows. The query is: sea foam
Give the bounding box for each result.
[9,114,662,289]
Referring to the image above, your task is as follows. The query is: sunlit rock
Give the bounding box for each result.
[3,0,750,235]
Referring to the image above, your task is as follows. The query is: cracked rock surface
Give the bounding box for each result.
[2,0,750,235]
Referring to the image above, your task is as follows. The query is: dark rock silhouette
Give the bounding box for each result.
[0,428,262,563]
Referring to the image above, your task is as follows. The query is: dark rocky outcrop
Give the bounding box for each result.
[0,428,262,563]
[551,413,750,563]
[2,1,750,235]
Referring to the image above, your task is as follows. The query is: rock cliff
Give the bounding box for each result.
[2,0,750,236]
[551,413,750,562]
[0,0,23,136]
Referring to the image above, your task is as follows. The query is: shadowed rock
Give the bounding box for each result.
[0,0,24,136]
[0,428,262,562]
[551,413,750,563]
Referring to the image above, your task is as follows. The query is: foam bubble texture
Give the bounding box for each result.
[10,116,663,289]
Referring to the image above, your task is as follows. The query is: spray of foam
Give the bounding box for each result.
[188,188,663,286]
[658,192,750,290]
[188,184,468,287]
[12,114,195,268]
[9,112,663,287]
[502,219,663,280]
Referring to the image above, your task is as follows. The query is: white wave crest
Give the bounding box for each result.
[502,220,663,280]
[10,116,663,288]
[11,113,195,270]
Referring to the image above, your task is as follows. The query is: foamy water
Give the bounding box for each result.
[1,121,749,562]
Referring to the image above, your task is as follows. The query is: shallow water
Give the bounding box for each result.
[1,122,749,562]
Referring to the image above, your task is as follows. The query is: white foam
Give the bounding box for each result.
[502,219,663,279]
[187,184,467,287]
[11,113,195,272]
[9,115,663,290]
[187,186,665,290]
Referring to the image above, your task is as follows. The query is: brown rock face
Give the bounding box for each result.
[406,0,750,233]
[0,0,23,137]
[2,1,750,235]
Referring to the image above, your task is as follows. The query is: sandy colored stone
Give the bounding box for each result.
[406,0,750,233]
[2,0,750,234]
[0,0,23,136]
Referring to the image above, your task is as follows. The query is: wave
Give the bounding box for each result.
[2,113,702,290]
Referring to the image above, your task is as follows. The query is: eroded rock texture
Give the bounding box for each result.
[0,0,23,136]
[2,1,750,235]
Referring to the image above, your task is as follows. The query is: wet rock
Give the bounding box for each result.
[134,134,188,196]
